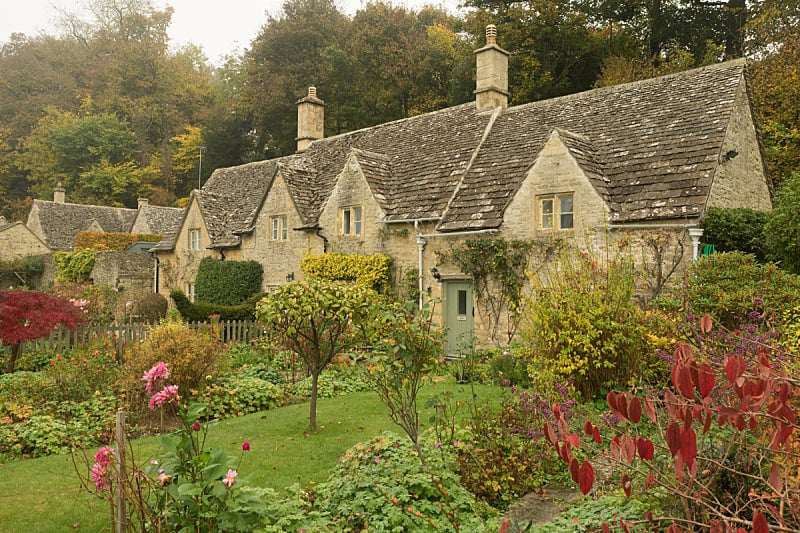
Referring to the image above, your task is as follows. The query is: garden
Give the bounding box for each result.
[0,244,799,532]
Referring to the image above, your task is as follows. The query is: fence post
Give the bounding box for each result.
[115,410,128,533]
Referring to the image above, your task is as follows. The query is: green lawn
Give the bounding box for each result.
[0,382,497,533]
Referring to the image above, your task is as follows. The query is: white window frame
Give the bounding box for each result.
[188,229,202,251]
[186,282,195,303]
[341,206,363,236]
[538,194,574,230]
[271,215,288,241]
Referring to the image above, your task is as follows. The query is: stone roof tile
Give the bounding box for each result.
[27,200,137,250]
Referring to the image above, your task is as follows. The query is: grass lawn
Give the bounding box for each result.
[0,381,498,533]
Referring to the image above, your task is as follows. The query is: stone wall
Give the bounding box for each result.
[0,223,51,261]
[156,197,214,297]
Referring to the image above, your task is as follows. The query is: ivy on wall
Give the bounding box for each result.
[54,249,97,282]
[75,231,163,251]
[301,253,392,291]
[195,257,263,306]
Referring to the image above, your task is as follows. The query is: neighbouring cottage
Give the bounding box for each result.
[152,26,771,350]
[0,216,50,262]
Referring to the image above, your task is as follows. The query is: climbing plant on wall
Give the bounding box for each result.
[53,249,97,282]
[438,238,560,345]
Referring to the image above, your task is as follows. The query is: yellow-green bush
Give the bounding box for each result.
[75,231,163,251]
[521,251,668,399]
[301,253,391,291]
[120,319,225,418]
[54,250,97,282]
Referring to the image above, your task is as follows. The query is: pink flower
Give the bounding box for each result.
[93,446,115,467]
[91,463,110,491]
[141,362,170,394]
[222,469,237,488]
[192,422,201,431]
[149,385,179,410]
[242,441,250,451]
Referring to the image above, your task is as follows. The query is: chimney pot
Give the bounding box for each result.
[54,182,66,203]
[138,198,149,209]
[486,24,497,45]
[296,86,325,152]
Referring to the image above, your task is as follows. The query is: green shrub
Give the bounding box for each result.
[486,346,532,387]
[301,252,392,291]
[701,207,770,261]
[200,375,284,419]
[0,255,44,286]
[53,249,97,282]
[170,290,265,321]
[38,342,121,404]
[522,252,662,399]
[288,366,372,399]
[318,433,495,532]
[195,257,263,306]
[766,171,800,274]
[121,319,225,419]
[659,251,800,329]
[132,291,168,323]
[48,283,120,325]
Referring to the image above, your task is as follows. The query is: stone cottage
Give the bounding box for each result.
[152,26,771,349]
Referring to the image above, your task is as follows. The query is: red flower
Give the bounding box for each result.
[242,440,250,451]
[192,422,201,431]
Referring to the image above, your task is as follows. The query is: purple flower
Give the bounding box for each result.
[149,385,179,410]
[141,362,169,394]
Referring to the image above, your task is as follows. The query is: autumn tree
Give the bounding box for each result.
[0,291,85,373]
[256,279,377,430]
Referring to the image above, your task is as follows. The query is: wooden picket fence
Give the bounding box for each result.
[2,319,265,357]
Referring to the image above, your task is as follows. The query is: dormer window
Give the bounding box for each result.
[188,229,202,250]
[538,194,574,230]
[271,216,288,241]
[341,206,362,236]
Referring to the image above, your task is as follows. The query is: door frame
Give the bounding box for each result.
[442,277,475,356]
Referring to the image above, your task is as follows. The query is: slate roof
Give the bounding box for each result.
[27,200,137,250]
[155,59,753,250]
[134,205,183,235]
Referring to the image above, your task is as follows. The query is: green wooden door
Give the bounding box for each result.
[444,280,474,355]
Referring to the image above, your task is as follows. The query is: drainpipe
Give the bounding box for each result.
[415,220,425,311]
[315,227,328,253]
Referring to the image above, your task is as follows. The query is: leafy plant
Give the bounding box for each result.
[701,207,770,262]
[195,257,264,306]
[256,279,377,429]
[53,249,97,282]
[0,290,85,373]
[766,170,800,274]
[301,252,392,291]
[170,290,266,321]
[0,255,45,287]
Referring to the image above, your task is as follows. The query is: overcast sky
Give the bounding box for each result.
[1,0,464,65]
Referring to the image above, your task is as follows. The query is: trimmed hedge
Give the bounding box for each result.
[75,231,163,251]
[170,290,266,321]
[301,253,391,290]
[701,207,769,262]
[195,257,263,306]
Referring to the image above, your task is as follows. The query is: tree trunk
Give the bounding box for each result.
[5,344,21,374]
[309,371,319,431]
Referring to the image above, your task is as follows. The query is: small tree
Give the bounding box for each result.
[0,290,85,373]
[364,300,442,463]
[256,279,377,430]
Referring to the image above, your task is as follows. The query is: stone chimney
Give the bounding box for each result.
[138,198,150,209]
[296,86,325,152]
[474,25,510,112]
[54,182,66,203]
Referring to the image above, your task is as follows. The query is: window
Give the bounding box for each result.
[186,283,195,303]
[342,206,362,236]
[538,194,574,230]
[271,216,288,241]
[188,229,202,250]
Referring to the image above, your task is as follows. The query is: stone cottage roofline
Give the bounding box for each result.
[26,199,137,250]
[154,59,755,250]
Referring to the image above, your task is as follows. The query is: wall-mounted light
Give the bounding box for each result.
[431,267,441,281]
[286,272,295,282]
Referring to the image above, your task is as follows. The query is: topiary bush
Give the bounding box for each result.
[700,207,769,261]
[170,290,265,321]
[194,257,263,306]
[301,252,391,291]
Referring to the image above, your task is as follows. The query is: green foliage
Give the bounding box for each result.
[170,290,265,321]
[522,251,662,399]
[75,231,163,251]
[48,282,120,325]
[766,171,800,274]
[53,249,97,282]
[301,252,392,291]
[132,291,169,323]
[318,433,494,532]
[201,375,284,419]
[195,257,263,306]
[121,319,225,420]
[486,345,533,388]
[701,207,770,262]
[257,278,379,429]
[289,367,372,398]
[527,494,652,533]
[0,255,44,286]
[441,238,543,345]
[660,251,800,329]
